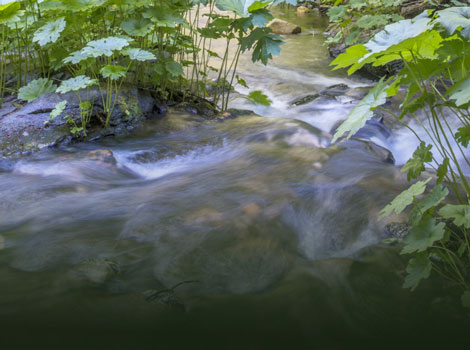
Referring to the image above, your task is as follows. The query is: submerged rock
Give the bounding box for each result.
[384,222,410,239]
[73,258,120,284]
[331,117,393,156]
[82,149,117,166]
[268,19,302,35]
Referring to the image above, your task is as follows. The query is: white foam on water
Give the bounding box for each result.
[13,161,85,181]
[113,143,241,180]
[388,114,470,175]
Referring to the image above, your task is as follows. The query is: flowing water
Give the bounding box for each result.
[0,8,468,348]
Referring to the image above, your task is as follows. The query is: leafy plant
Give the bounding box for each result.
[324,0,407,47]
[57,76,98,136]
[330,7,470,308]
[1,0,294,130]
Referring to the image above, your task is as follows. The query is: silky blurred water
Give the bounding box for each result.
[0,6,468,348]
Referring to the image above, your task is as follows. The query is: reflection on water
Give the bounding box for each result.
[1,7,469,348]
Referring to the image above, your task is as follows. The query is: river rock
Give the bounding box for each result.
[267,19,301,35]
[290,84,351,107]
[321,83,350,97]
[297,6,311,15]
[384,222,410,239]
[330,118,395,164]
[400,1,434,18]
[82,149,117,166]
[0,86,165,158]
[73,258,120,284]
[290,94,320,107]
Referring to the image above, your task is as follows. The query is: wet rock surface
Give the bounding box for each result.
[290,83,369,107]
[0,87,166,158]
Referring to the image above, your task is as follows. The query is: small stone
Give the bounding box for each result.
[84,149,117,165]
[297,6,311,15]
[267,19,301,35]
[242,203,262,216]
[74,258,120,284]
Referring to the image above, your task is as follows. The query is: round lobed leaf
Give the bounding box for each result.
[100,65,127,80]
[57,75,97,94]
[33,17,66,47]
[81,37,130,58]
[18,78,57,102]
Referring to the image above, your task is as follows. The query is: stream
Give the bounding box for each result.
[0,8,469,347]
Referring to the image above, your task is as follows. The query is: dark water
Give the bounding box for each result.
[1,7,469,349]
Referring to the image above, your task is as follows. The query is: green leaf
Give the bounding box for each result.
[18,78,57,102]
[401,215,446,254]
[447,76,470,107]
[379,178,432,220]
[165,60,184,78]
[236,75,248,88]
[81,37,130,58]
[248,90,271,106]
[79,101,91,112]
[401,142,433,181]
[409,184,449,225]
[33,17,66,47]
[357,15,389,30]
[250,9,273,28]
[330,44,369,71]
[462,291,470,310]
[60,0,106,11]
[327,6,347,22]
[0,1,21,25]
[100,65,127,80]
[400,90,436,119]
[242,27,283,65]
[215,0,247,17]
[345,28,360,45]
[121,18,153,37]
[57,75,97,94]
[123,48,156,61]
[455,125,470,147]
[48,100,68,120]
[403,252,432,291]
[349,0,366,8]
[142,7,185,27]
[361,15,432,61]
[248,1,271,12]
[436,158,449,183]
[438,204,470,228]
[63,50,89,65]
[332,77,388,142]
[436,7,470,39]
[325,32,343,47]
